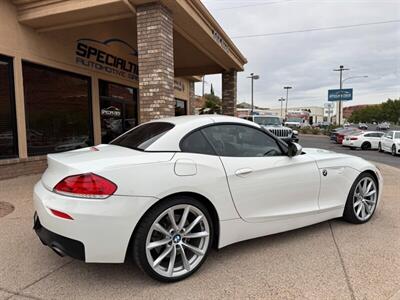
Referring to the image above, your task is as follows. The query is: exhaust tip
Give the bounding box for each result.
[51,245,66,257]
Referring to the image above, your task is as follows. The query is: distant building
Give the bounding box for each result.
[193,95,206,114]
[343,105,370,119]
[236,102,270,117]
[269,106,325,124]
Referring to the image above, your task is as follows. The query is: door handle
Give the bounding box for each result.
[235,168,253,176]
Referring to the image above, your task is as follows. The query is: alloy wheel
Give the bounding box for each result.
[353,177,377,221]
[145,204,210,278]
[361,143,370,150]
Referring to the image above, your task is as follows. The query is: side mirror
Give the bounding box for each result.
[287,142,303,157]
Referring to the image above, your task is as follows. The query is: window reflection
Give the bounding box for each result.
[0,55,18,159]
[22,62,93,156]
[99,80,138,143]
[175,99,187,116]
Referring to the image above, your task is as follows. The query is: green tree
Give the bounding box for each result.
[201,93,221,114]
[348,98,400,124]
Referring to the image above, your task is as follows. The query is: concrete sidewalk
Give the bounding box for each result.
[0,164,399,300]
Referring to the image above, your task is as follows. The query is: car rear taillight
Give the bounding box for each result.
[50,208,73,220]
[53,173,117,199]
[350,137,358,140]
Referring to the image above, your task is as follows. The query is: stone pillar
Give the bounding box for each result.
[137,3,174,123]
[189,81,196,115]
[222,70,237,116]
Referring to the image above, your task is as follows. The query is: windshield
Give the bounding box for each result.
[287,118,302,123]
[353,131,364,136]
[111,122,174,150]
[253,116,281,126]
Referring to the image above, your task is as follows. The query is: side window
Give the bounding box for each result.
[201,124,283,157]
[395,132,400,139]
[180,130,216,155]
[364,133,373,137]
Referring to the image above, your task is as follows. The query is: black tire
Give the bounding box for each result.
[343,173,378,224]
[378,143,383,152]
[392,145,397,156]
[132,196,214,282]
[361,142,371,150]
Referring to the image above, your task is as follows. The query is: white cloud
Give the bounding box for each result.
[196,0,400,108]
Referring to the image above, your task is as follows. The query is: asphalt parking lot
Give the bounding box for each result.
[0,161,399,299]
[299,134,400,169]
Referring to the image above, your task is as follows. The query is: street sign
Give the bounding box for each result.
[328,88,353,101]
[324,103,334,108]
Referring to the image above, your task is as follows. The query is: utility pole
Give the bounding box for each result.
[283,86,292,120]
[333,65,349,126]
[278,97,285,118]
[247,73,260,115]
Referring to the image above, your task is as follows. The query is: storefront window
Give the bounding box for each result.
[0,55,18,159]
[99,80,138,143]
[175,99,187,116]
[22,62,93,156]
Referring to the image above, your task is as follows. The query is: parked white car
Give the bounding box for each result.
[376,122,390,131]
[33,115,382,282]
[342,131,385,150]
[378,130,400,156]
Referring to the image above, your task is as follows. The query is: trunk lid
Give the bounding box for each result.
[41,144,175,191]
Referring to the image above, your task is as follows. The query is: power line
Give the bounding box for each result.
[231,19,400,39]
[214,0,294,10]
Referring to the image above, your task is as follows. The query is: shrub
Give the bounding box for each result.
[311,127,321,135]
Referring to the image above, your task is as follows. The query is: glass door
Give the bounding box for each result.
[99,80,138,143]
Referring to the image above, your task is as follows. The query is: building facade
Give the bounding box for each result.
[269,106,326,124]
[0,0,247,179]
[343,104,370,119]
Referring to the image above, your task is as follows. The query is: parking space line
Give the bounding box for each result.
[329,222,356,300]
[15,260,73,299]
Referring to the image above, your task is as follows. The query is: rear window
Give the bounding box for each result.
[111,122,174,150]
[353,132,364,136]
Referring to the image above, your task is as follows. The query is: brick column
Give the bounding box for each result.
[222,70,237,116]
[137,3,174,123]
[189,81,196,115]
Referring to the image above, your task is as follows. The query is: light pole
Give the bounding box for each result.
[343,75,368,84]
[278,97,285,118]
[283,86,292,120]
[333,65,350,126]
[248,73,260,115]
[202,76,208,98]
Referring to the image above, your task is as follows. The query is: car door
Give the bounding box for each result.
[201,123,321,223]
[373,132,385,148]
[383,132,393,150]
[363,133,376,148]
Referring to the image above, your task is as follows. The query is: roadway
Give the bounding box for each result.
[299,134,400,169]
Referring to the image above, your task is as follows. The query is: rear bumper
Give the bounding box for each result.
[33,181,159,263]
[34,213,85,260]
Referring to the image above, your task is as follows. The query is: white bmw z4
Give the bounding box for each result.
[33,115,383,282]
